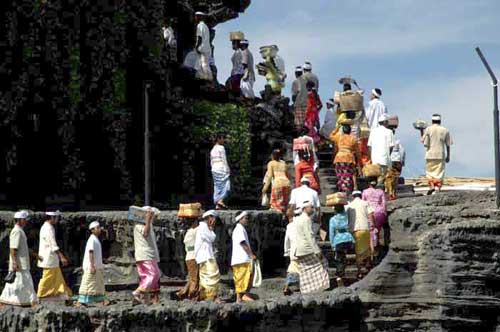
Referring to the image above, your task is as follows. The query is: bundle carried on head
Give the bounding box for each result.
[128,205,161,224]
[413,120,428,130]
[326,192,348,206]
[178,203,203,219]
[387,115,399,128]
[363,164,381,178]
[229,31,245,41]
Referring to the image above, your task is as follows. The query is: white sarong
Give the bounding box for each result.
[0,270,37,307]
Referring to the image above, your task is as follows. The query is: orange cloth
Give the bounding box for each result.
[358,137,371,166]
[295,161,321,193]
[332,134,361,165]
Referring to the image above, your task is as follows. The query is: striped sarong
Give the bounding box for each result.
[212,171,230,204]
[78,269,106,304]
[297,254,330,294]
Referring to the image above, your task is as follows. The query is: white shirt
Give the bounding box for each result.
[324,108,335,126]
[133,224,160,262]
[162,26,176,47]
[183,227,198,261]
[38,222,60,268]
[346,197,374,231]
[366,98,387,130]
[9,225,30,271]
[196,21,211,54]
[231,223,251,266]
[368,126,395,166]
[194,221,216,264]
[289,185,321,208]
[284,222,297,260]
[210,144,229,173]
[391,139,406,164]
[82,234,104,270]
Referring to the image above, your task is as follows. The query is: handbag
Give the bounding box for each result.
[252,260,262,288]
[4,271,16,284]
[261,193,270,207]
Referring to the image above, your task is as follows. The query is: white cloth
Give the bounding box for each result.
[275,55,286,84]
[210,144,230,173]
[82,234,104,270]
[183,50,200,69]
[368,126,395,166]
[196,21,211,54]
[0,270,37,306]
[231,223,252,266]
[284,222,297,260]
[162,26,177,47]
[231,49,244,76]
[366,98,388,130]
[289,185,320,208]
[241,48,255,83]
[391,139,406,164]
[184,227,198,261]
[422,124,452,160]
[194,221,216,264]
[346,197,374,231]
[9,225,30,271]
[38,222,60,268]
[133,224,160,262]
[240,80,255,99]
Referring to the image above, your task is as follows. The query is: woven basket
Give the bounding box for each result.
[339,91,363,112]
[229,31,245,41]
[326,193,347,206]
[178,203,203,218]
[363,164,381,178]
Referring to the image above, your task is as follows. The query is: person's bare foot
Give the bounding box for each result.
[241,294,254,302]
[214,298,224,304]
[102,300,110,306]
[0,304,5,309]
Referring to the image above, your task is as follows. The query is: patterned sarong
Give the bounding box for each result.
[426,159,445,187]
[37,267,72,299]
[385,161,402,195]
[136,260,161,293]
[176,259,199,300]
[78,269,105,304]
[294,105,307,131]
[297,254,330,294]
[353,230,371,264]
[212,171,231,204]
[199,259,220,300]
[270,184,291,214]
[335,162,355,193]
[232,262,252,294]
[0,270,37,306]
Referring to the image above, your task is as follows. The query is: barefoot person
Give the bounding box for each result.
[37,211,72,302]
[195,210,221,302]
[0,211,39,308]
[211,133,231,210]
[231,211,256,303]
[283,207,301,296]
[176,217,200,300]
[133,208,161,304]
[78,221,107,306]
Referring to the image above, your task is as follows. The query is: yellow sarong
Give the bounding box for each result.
[198,259,220,300]
[232,262,252,294]
[79,269,105,296]
[426,159,445,181]
[37,267,72,299]
[354,230,371,264]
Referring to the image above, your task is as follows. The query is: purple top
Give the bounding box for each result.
[362,187,386,212]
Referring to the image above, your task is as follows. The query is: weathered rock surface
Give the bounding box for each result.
[355,191,500,331]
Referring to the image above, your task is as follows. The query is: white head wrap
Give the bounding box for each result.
[295,66,303,72]
[432,114,441,121]
[300,177,311,184]
[303,62,312,70]
[371,89,381,98]
[294,207,302,215]
[378,114,389,123]
[301,200,313,209]
[89,221,100,230]
[352,190,362,196]
[195,11,207,16]
[46,210,62,216]
[142,206,161,215]
[14,210,30,219]
[235,211,248,222]
[240,39,249,45]
[202,210,217,219]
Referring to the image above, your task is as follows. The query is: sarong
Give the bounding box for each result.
[334,242,353,278]
[226,74,243,95]
[385,161,402,195]
[294,105,307,131]
[270,184,291,214]
[297,254,330,294]
[37,267,72,299]
[0,270,37,306]
[335,162,355,193]
[196,52,213,81]
[426,159,445,187]
[199,259,220,300]
[136,260,161,293]
[353,230,371,264]
[176,259,199,300]
[374,208,388,231]
[212,170,230,204]
[78,269,105,304]
[232,262,252,294]
[240,80,255,99]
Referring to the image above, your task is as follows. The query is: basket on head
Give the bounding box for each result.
[363,164,381,178]
[326,192,348,206]
[178,203,203,219]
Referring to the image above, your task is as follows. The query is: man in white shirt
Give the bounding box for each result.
[288,177,321,225]
[195,210,221,302]
[365,89,387,130]
[240,40,255,99]
[368,114,395,186]
[283,207,301,295]
[231,211,256,303]
[78,221,107,306]
[132,207,161,304]
[162,18,177,61]
[37,211,72,301]
[0,210,39,308]
[346,191,375,278]
[176,218,199,300]
[194,12,213,81]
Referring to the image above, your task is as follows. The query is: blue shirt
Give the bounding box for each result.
[329,212,355,248]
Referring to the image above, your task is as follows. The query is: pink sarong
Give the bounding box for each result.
[136,260,161,293]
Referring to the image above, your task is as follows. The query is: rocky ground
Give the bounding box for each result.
[2,191,500,331]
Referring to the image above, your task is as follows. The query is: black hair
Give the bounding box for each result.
[374,88,382,97]
[342,124,352,134]
[345,111,356,119]
[343,83,351,91]
[215,133,226,142]
[432,114,441,124]
[272,149,281,161]
[334,205,345,213]
[306,80,315,89]
[298,150,310,162]
[300,126,309,136]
